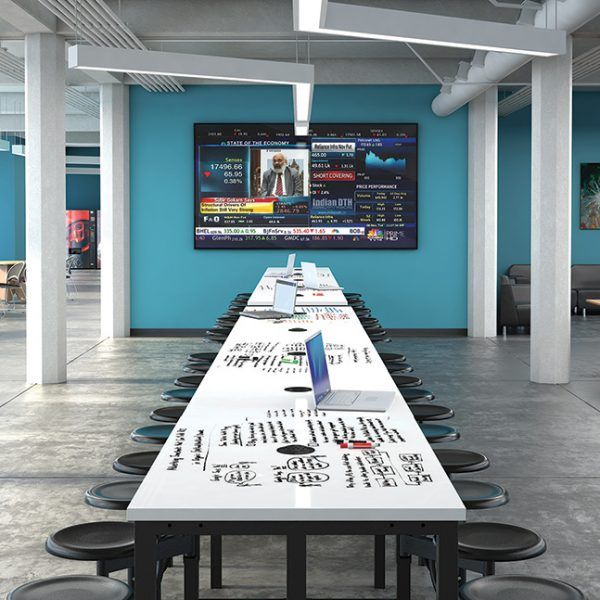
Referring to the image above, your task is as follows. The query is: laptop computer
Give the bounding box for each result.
[305,331,395,412]
[242,279,299,320]
[268,253,296,278]
[300,262,343,291]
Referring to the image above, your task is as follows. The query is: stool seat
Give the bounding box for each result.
[409,404,454,421]
[150,405,186,423]
[392,375,423,388]
[85,480,141,510]
[7,575,131,600]
[113,451,159,475]
[131,424,174,444]
[453,480,509,510]
[235,293,252,299]
[344,292,362,299]
[187,352,218,364]
[458,522,546,561]
[434,449,489,474]
[459,575,585,600]
[353,308,371,318]
[161,388,195,402]
[420,423,460,443]
[401,388,435,402]
[387,363,414,374]
[46,522,134,560]
[174,375,204,388]
[182,363,210,374]
[379,352,406,363]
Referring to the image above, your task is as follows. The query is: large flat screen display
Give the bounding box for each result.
[194,123,417,249]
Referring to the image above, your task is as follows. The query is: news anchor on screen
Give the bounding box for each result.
[259,152,303,196]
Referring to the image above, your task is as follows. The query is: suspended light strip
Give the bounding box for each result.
[0,139,10,151]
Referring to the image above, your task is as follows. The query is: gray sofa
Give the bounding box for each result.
[572,264,600,315]
[499,274,530,333]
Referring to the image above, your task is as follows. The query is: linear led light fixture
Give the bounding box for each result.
[294,0,566,57]
[0,139,10,151]
[69,45,314,135]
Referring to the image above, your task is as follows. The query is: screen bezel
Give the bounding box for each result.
[305,330,331,405]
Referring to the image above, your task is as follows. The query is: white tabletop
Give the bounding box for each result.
[128,290,465,522]
[246,267,348,307]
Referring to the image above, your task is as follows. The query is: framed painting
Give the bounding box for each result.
[580,163,600,230]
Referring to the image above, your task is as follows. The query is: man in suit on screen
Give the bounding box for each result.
[259,152,303,196]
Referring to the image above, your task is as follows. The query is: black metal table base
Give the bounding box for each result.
[133,520,458,600]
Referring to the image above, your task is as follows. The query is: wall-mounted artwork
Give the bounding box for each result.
[580,163,600,230]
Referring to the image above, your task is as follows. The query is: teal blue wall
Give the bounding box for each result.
[130,84,468,329]
[498,91,600,276]
[0,152,25,259]
[66,174,100,210]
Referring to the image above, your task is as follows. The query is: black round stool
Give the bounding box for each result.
[85,480,142,510]
[344,292,362,299]
[150,405,186,423]
[410,404,454,422]
[459,575,585,600]
[458,522,546,564]
[113,451,160,475]
[161,388,195,402]
[206,329,229,343]
[174,375,204,388]
[46,521,134,562]
[235,293,252,300]
[187,352,218,364]
[387,363,414,374]
[392,375,423,388]
[420,423,460,443]
[131,424,174,444]
[434,449,489,474]
[379,352,406,363]
[453,480,509,510]
[7,575,131,600]
[401,388,435,402]
[354,308,372,318]
[182,363,210,374]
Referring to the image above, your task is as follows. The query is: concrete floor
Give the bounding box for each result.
[0,270,598,598]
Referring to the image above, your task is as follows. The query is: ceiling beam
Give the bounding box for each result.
[0,0,56,33]
[294,0,567,57]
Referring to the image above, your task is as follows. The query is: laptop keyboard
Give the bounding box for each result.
[321,391,360,406]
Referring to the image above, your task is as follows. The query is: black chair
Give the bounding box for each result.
[113,451,160,475]
[409,404,454,422]
[378,352,406,363]
[150,405,186,423]
[434,449,489,475]
[420,423,460,443]
[6,575,131,600]
[453,480,509,510]
[174,375,204,388]
[459,575,585,600]
[392,375,423,388]
[187,352,218,364]
[85,480,142,510]
[386,363,414,374]
[161,388,195,402]
[131,424,174,444]
[400,388,435,402]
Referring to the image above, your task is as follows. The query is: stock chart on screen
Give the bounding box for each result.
[194,123,418,249]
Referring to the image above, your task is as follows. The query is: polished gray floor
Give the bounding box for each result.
[0,272,598,598]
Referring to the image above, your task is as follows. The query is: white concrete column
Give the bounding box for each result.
[530,37,572,384]
[25,33,66,384]
[100,83,130,338]
[467,87,498,338]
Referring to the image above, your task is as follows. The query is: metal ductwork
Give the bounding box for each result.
[431,0,600,116]
[36,0,183,93]
[0,47,100,118]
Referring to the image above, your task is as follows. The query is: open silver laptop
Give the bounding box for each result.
[242,279,299,320]
[305,331,395,412]
[268,253,296,278]
[300,261,343,291]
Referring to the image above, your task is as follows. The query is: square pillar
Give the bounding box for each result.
[100,83,130,338]
[530,37,572,383]
[25,33,66,384]
[468,86,498,338]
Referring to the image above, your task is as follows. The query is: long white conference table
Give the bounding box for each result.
[128,267,465,600]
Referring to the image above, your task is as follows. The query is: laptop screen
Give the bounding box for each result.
[273,279,297,314]
[301,261,319,288]
[305,331,331,405]
[285,253,296,276]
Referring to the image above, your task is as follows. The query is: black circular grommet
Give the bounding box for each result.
[296,293,304,297]
[288,351,306,356]
[284,386,312,392]
[289,327,307,332]
[277,444,315,455]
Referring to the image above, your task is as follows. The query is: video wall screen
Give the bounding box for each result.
[194,123,418,249]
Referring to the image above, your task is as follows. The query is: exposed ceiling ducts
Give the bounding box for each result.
[36,0,183,92]
[431,0,600,117]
